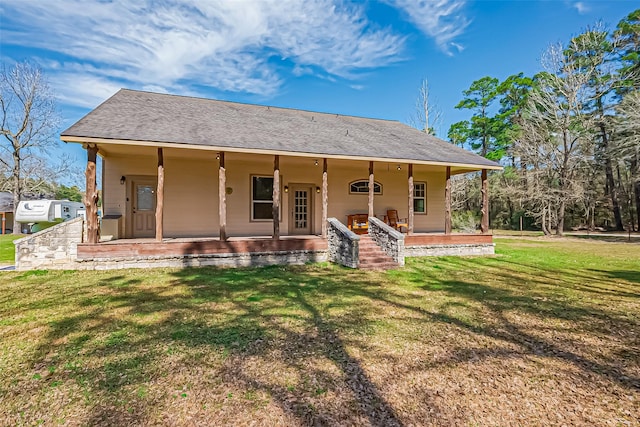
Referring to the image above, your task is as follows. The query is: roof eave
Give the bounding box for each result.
[61,135,503,171]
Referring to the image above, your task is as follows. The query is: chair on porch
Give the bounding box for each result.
[385,209,408,233]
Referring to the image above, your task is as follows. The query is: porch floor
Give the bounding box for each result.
[99,235,325,244]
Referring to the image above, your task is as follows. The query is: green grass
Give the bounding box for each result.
[0,238,638,425]
[0,234,20,264]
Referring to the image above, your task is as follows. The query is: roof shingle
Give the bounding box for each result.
[62,89,500,169]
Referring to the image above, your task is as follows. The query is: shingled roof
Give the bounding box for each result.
[61,89,500,170]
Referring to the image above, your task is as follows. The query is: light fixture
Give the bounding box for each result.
[216,153,220,160]
[314,159,319,166]
[120,176,126,185]
[316,187,321,193]
[284,185,289,193]
[397,165,402,171]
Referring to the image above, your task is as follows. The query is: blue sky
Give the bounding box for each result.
[0,0,637,185]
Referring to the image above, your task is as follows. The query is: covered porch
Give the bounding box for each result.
[81,143,493,244]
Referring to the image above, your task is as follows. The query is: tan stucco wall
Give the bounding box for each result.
[102,148,446,238]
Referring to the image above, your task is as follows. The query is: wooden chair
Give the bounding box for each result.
[386,209,408,233]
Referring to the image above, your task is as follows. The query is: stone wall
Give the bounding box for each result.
[14,217,84,271]
[327,217,359,268]
[405,243,495,257]
[14,217,328,271]
[368,217,405,266]
[75,250,328,270]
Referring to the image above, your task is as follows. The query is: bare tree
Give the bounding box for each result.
[409,78,442,136]
[0,62,60,232]
[514,44,595,236]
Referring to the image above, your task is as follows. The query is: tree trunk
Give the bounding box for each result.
[635,180,640,232]
[601,125,624,231]
[12,152,21,233]
[633,156,640,232]
[507,197,514,230]
[541,205,550,236]
[556,199,565,236]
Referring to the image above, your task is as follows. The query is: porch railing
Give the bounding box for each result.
[327,217,359,268]
[368,217,405,266]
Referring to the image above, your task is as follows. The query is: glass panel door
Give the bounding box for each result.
[289,186,312,235]
[294,190,308,229]
[132,180,156,238]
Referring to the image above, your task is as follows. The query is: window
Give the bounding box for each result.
[414,182,426,214]
[251,176,274,220]
[349,180,382,195]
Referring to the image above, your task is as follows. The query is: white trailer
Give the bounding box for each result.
[15,200,85,233]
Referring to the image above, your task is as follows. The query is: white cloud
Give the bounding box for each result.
[572,2,590,15]
[0,0,405,108]
[389,0,469,54]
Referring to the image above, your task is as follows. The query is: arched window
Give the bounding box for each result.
[349,180,382,195]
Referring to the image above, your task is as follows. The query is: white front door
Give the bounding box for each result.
[132,179,156,238]
[289,185,312,235]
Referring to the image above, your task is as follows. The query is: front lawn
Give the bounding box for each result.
[0,234,19,264]
[0,238,638,425]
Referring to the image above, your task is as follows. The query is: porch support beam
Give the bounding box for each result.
[155,148,164,241]
[273,155,280,240]
[481,169,489,234]
[408,164,414,235]
[445,166,452,235]
[368,161,374,219]
[218,152,227,241]
[321,158,328,238]
[83,144,99,244]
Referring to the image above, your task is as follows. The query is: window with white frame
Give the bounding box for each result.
[414,182,426,214]
[251,176,274,220]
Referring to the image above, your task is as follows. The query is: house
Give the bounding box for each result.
[14,89,500,271]
[0,192,14,234]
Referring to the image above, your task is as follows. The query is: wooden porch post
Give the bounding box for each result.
[218,152,227,241]
[481,169,489,234]
[322,158,328,238]
[368,161,374,219]
[83,144,99,244]
[445,166,452,235]
[1,212,5,235]
[155,148,164,242]
[273,155,280,240]
[408,164,414,235]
